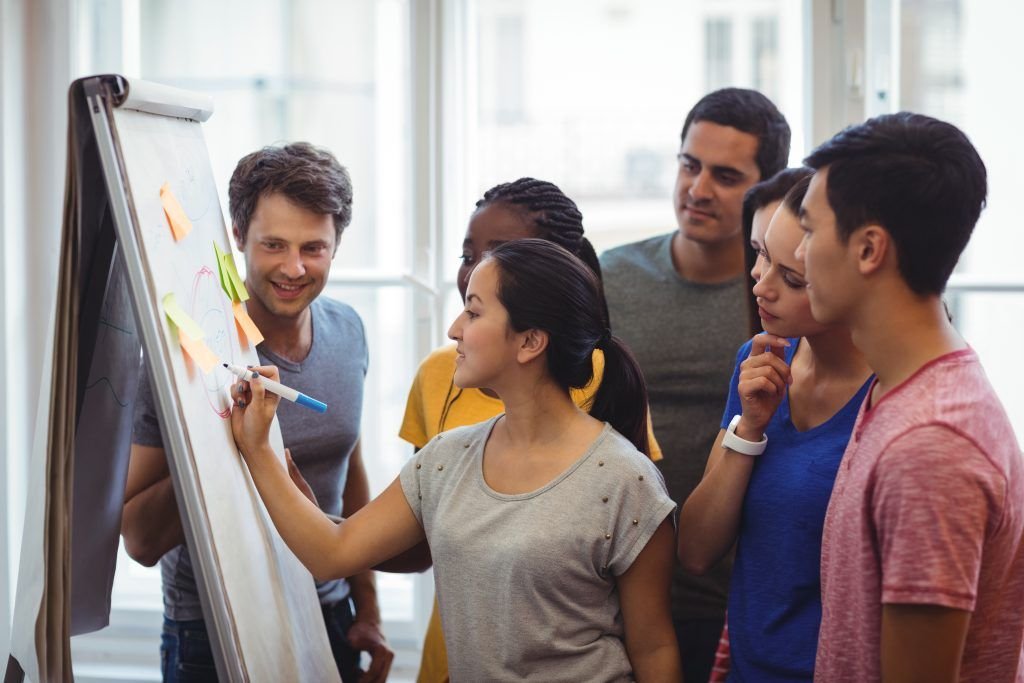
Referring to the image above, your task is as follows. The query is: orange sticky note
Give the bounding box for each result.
[178,330,219,374]
[160,182,193,241]
[232,300,264,346]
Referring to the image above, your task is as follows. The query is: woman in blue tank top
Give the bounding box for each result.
[678,175,874,682]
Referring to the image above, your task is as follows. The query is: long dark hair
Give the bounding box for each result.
[487,239,650,456]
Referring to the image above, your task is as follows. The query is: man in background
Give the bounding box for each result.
[601,88,790,682]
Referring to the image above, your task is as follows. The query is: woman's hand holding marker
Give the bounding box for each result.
[230,365,281,461]
[736,334,793,439]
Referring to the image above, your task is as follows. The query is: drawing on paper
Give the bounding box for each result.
[190,265,235,418]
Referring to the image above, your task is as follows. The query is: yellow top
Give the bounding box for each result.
[399,343,663,683]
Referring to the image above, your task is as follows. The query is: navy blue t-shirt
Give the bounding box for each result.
[721,338,872,682]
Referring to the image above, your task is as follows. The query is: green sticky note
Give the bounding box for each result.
[162,293,205,340]
[221,252,249,302]
[213,242,232,298]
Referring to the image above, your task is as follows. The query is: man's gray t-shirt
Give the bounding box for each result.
[133,297,368,620]
[400,416,676,682]
[601,233,750,622]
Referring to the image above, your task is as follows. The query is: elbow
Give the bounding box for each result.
[121,509,171,567]
[122,534,163,567]
[676,533,715,576]
[678,552,713,577]
[311,560,350,583]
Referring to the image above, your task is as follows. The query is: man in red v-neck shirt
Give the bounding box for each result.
[796,113,1024,682]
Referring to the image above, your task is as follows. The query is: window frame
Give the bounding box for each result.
[5,0,1024,679]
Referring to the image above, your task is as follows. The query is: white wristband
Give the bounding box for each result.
[721,414,768,456]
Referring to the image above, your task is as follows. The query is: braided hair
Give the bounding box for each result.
[476,178,603,281]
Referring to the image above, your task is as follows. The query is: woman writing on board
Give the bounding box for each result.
[231,239,681,681]
[399,177,663,683]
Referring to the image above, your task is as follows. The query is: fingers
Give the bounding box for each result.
[248,369,267,403]
[749,333,791,361]
[361,644,394,683]
[346,622,393,683]
[249,364,281,383]
[740,370,787,399]
[285,448,300,478]
[741,348,793,386]
[233,379,251,408]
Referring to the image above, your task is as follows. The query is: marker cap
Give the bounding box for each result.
[296,394,328,413]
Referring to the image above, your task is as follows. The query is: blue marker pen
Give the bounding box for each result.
[224,363,328,414]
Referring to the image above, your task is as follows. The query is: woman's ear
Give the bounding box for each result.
[517,328,549,365]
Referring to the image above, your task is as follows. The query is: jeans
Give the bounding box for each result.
[160,600,362,682]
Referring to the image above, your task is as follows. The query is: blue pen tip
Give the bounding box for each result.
[296,394,328,413]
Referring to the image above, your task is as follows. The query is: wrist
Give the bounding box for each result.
[242,444,276,470]
[722,415,768,457]
[352,604,382,627]
[350,574,381,623]
[734,416,765,442]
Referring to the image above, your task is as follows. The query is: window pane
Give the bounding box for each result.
[136,0,410,273]
[895,1,1023,441]
[456,0,807,266]
[899,0,1022,279]
[948,291,1024,440]
[705,19,733,90]
[752,17,779,102]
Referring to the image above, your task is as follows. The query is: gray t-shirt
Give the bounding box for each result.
[601,233,750,622]
[400,416,676,682]
[133,297,368,620]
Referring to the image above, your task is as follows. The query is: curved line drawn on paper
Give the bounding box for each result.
[84,377,130,408]
[175,144,219,224]
[83,306,138,410]
[190,265,235,419]
[99,318,134,336]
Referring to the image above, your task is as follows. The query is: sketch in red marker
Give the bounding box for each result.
[190,265,235,418]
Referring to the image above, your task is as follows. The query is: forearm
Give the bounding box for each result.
[621,519,682,682]
[121,475,185,566]
[677,441,755,575]
[347,571,381,625]
[245,445,353,579]
[245,446,425,581]
[630,640,683,683]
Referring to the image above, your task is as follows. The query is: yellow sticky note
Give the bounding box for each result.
[160,183,193,241]
[162,293,205,341]
[178,329,220,374]
[232,300,264,346]
[221,252,249,302]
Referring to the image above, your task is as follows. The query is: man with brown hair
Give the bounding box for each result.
[122,143,393,682]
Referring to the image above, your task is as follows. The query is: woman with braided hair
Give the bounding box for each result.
[399,178,663,682]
